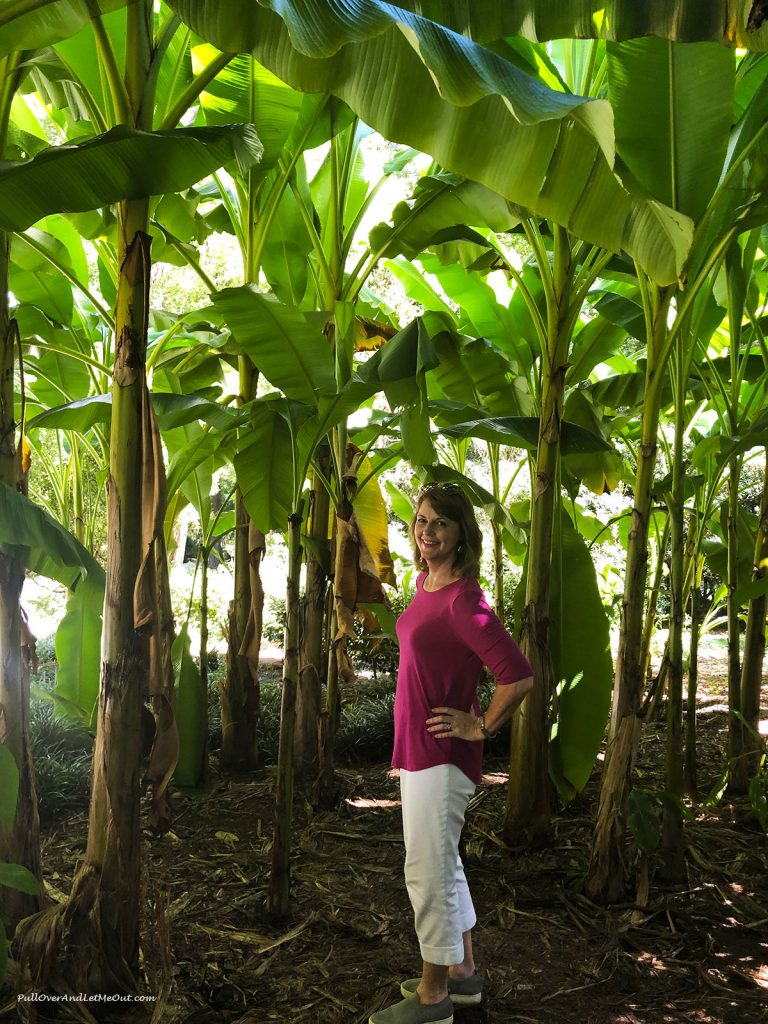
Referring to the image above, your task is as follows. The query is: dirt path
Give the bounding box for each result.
[4,662,767,1024]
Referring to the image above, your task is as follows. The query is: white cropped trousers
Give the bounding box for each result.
[399,764,477,965]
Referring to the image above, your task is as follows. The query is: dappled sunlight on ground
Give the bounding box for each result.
[345,796,400,810]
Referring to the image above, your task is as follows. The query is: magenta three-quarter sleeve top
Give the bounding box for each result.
[393,573,533,785]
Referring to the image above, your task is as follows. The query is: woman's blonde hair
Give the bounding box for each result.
[409,482,482,580]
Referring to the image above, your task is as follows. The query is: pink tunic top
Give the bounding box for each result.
[393,573,533,785]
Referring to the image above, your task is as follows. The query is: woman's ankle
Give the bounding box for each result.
[415,983,449,1004]
[448,964,476,980]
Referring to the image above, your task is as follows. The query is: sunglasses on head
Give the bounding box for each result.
[417,481,464,498]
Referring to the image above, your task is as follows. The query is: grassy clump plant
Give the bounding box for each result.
[30,636,94,825]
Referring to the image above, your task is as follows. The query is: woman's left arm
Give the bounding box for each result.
[428,587,534,741]
[428,674,534,741]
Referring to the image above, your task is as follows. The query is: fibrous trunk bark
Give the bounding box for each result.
[314,584,340,808]
[268,505,304,919]
[726,456,744,790]
[0,229,43,931]
[504,226,573,847]
[660,385,686,881]
[17,208,154,993]
[295,462,330,780]
[221,359,262,770]
[685,577,701,799]
[733,450,768,789]
[586,286,673,903]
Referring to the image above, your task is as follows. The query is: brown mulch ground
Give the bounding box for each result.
[3,673,768,1024]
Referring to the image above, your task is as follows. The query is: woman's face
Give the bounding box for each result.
[414,499,461,569]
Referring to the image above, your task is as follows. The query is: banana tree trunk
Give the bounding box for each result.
[221,359,261,770]
[313,584,339,809]
[726,455,744,789]
[634,518,670,725]
[734,448,768,789]
[586,285,673,903]
[660,380,686,880]
[645,644,669,722]
[295,461,331,779]
[268,503,304,919]
[70,208,150,991]
[22,203,153,992]
[504,226,573,846]
[685,570,702,799]
[492,522,505,620]
[0,231,43,930]
[489,443,505,619]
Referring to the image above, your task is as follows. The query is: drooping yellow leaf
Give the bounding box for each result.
[355,316,397,352]
[349,454,397,588]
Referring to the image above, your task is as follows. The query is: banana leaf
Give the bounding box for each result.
[0,124,263,231]
[165,0,692,283]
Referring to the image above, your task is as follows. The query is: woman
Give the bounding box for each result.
[370,482,534,1024]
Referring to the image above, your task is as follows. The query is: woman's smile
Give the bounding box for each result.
[415,499,460,566]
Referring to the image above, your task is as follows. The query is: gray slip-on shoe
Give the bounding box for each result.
[400,972,482,1005]
[369,994,453,1024]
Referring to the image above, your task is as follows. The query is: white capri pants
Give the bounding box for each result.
[400,764,477,965]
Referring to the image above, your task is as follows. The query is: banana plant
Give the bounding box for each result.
[208,281,439,916]
[186,51,351,773]
[0,741,40,983]
[165,0,692,284]
[586,36,768,903]
[0,482,105,927]
[1,1,263,993]
[687,253,768,791]
[371,0,768,50]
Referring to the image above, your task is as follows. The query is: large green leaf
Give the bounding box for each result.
[27,395,112,432]
[233,402,296,532]
[165,0,691,283]
[172,624,207,789]
[212,286,335,405]
[549,515,613,801]
[27,392,249,435]
[10,230,78,324]
[702,501,757,589]
[592,288,646,342]
[439,414,615,455]
[567,315,627,384]
[152,392,247,433]
[385,2,768,48]
[0,862,41,894]
[0,0,127,56]
[260,163,313,306]
[607,38,735,221]
[0,124,263,231]
[291,316,443,460]
[369,172,521,261]
[49,6,128,119]
[694,56,768,275]
[0,743,19,828]
[0,482,105,591]
[194,45,302,165]
[430,332,533,418]
[420,253,538,376]
[562,389,624,494]
[165,430,227,526]
[360,314,441,465]
[53,578,103,728]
